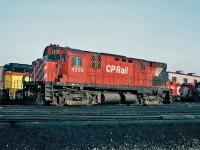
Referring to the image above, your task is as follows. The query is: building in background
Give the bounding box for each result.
[168,71,200,84]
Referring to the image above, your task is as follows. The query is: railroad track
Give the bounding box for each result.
[0,103,200,123]
[0,114,200,122]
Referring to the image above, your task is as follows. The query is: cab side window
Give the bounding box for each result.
[72,57,82,66]
[62,54,66,63]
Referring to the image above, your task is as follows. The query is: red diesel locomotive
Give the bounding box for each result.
[23,44,172,105]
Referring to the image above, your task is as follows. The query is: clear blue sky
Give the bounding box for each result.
[0,0,200,74]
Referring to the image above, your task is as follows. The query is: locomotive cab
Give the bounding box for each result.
[33,45,68,82]
[43,45,67,64]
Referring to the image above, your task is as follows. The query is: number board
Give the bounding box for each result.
[51,50,60,53]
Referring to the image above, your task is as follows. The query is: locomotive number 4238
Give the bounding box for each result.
[72,67,84,72]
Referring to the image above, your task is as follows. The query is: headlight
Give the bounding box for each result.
[37,85,42,90]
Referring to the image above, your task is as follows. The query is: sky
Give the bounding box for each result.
[0,0,200,74]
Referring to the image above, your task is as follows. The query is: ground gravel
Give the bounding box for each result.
[0,122,200,150]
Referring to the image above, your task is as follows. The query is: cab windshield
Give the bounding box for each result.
[43,54,60,61]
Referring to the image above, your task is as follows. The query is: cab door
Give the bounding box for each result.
[60,53,67,75]
[57,53,68,82]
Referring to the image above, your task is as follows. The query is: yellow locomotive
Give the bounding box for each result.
[0,63,31,100]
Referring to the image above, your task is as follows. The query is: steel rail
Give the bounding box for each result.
[0,114,200,122]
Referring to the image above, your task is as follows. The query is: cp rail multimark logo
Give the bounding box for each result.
[106,65,128,74]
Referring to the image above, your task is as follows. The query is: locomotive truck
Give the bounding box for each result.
[23,44,172,105]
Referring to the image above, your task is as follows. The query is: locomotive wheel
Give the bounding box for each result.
[36,92,45,105]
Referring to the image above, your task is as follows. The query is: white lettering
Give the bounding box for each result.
[126,67,128,74]
[121,68,125,74]
[106,65,111,72]
[51,50,60,53]
[106,65,128,74]
[111,66,116,72]
[116,66,120,73]
[72,67,84,72]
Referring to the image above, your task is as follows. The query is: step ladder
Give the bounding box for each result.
[45,83,53,102]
